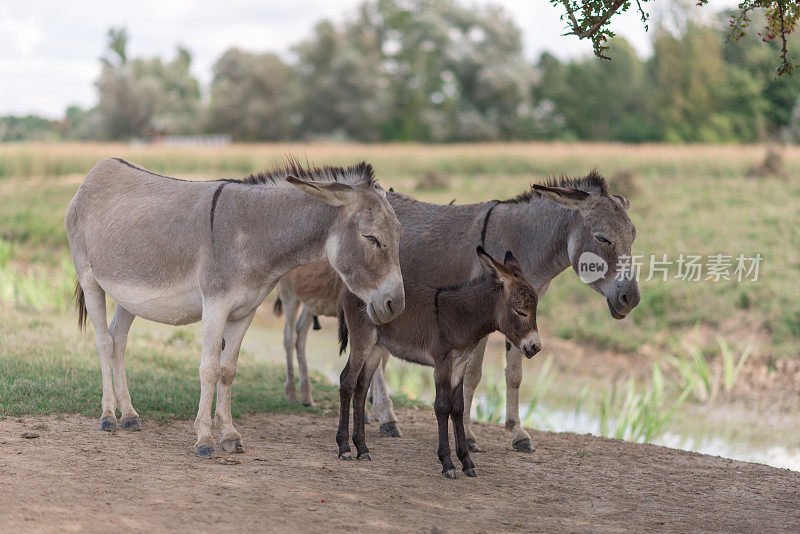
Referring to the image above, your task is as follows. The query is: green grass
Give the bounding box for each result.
[596,363,692,443]
[0,309,340,420]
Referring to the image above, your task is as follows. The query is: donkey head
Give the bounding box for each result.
[477,247,541,359]
[288,177,404,324]
[532,176,640,320]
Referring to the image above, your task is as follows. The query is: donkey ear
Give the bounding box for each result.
[503,251,525,279]
[286,176,355,207]
[612,194,630,210]
[532,184,592,211]
[373,183,387,198]
[477,247,515,285]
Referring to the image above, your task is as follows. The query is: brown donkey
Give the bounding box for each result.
[336,247,541,478]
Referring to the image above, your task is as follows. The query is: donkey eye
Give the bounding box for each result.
[514,309,528,318]
[594,234,612,245]
[363,235,381,248]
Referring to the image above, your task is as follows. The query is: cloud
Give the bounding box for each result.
[0,7,44,56]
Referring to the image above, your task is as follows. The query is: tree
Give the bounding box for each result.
[206,49,296,140]
[293,17,390,141]
[292,0,538,142]
[552,0,800,75]
[653,20,767,142]
[536,38,661,142]
[95,27,201,139]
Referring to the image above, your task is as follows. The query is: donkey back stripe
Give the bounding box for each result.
[210,183,227,237]
[480,201,500,248]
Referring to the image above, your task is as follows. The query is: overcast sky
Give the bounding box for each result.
[0,0,731,118]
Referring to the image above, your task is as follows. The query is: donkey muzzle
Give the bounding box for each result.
[367,278,405,324]
[521,332,542,359]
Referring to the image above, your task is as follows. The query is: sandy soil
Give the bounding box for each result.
[1,410,799,533]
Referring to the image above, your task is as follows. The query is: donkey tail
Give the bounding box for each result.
[273,297,283,316]
[337,306,348,355]
[73,280,87,332]
[312,315,321,330]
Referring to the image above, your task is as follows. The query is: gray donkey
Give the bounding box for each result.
[66,158,405,458]
[274,172,640,452]
[337,247,541,478]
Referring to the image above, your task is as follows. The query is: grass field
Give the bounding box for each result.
[0,142,797,430]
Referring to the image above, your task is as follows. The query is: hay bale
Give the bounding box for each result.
[747,147,788,179]
[415,171,449,191]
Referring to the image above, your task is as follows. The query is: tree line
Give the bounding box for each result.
[3,0,800,144]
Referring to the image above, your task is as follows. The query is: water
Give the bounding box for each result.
[510,400,800,472]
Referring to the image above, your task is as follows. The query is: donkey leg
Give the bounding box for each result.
[372,347,401,437]
[295,308,315,407]
[194,303,228,458]
[433,362,456,478]
[215,310,256,454]
[352,347,383,460]
[108,305,139,431]
[281,291,301,403]
[505,345,533,453]
[336,360,356,460]
[463,337,488,452]
[80,276,117,431]
[451,380,476,477]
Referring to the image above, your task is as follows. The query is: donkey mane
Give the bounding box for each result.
[234,158,376,188]
[504,170,608,204]
[113,157,375,189]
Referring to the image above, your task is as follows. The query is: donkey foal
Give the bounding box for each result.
[337,247,541,478]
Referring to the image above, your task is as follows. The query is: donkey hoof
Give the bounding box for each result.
[221,438,244,454]
[512,437,535,453]
[357,452,372,461]
[100,417,117,432]
[195,444,215,458]
[120,416,141,432]
[466,438,483,453]
[338,452,353,461]
[302,401,315,408]
[379,421,402,437]
[443,469,457,479]
[464,467,478,477]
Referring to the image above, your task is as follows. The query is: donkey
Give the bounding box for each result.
[337,247,541,478]
[66,157,405,458]
[273,172,640,453]
[274,260,345,407]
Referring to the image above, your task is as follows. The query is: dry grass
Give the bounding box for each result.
[4,141,800,180]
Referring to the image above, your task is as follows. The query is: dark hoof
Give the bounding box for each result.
[464,467,478,477]
[379,421,402,437]
[120,416,141,432]
[466,438,483,453]
[221,438,244,454]
[338,452,353,461]
[357,453,372,461]
[512,437,535,453]
[302,402,314,408]
[195,444,215,458]
[100,417,117,432]
[443,469,457,479]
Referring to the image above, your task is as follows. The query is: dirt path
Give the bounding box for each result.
[1,410,798,533]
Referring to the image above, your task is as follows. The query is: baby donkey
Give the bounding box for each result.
[337,247,541,478]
